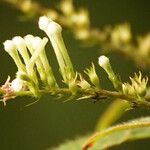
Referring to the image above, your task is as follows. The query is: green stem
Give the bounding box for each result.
[7,88,150,109]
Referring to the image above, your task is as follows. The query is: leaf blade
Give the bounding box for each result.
[83,117,150,150]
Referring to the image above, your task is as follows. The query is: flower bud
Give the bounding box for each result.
[3,40,25,72]
[38,16,50,31]
[78,74,91,89]
[98,55,110,70]
[11,78,26,92]
[85,63,100,88]
[98,55,122,91]
[13,36,30,65]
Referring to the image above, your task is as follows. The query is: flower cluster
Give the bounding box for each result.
[3,33,58,101]
[0,16,149,108]
[1,15,93,103]
[122,72,148,99]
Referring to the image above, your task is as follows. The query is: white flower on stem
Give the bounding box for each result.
[12,36,30,65]
[98,55,110,69]
[39,16,75,85]
[38,16,50,31]
[3,40,25,72]
[98,55,122,91]
[11,78,26,92]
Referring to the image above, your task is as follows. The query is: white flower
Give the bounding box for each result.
[11,78,26,92]
[32,37,42,49]
[38,16,50,31]
[47,20,62,35]
[98,55,110,68]
[3,40,16,53]
[39,16,62,35]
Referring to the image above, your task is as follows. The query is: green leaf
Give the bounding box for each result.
[51,135,89,150]
[83,117,150,150]
[51,117,150,150]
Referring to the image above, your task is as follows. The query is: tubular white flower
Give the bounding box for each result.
[32,36,42,49]
[24,34,34,48]
[13,36,38,84]
[39,16,62,35]
[32,36,58,88]
[38,16,75,84]
[28,37,48,66]
[98,55,122,91]
[24,35,48,85]
[3,40,16,53]
[38,16,50,31]
[47,21,62,35]
[13,36,30,65]
[3,40,25,72]
[98,55,110,69]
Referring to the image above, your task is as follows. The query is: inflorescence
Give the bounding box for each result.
[0,16,149,108]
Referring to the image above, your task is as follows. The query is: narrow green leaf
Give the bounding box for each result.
[83,117,150,150]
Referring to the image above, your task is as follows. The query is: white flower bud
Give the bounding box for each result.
[32,37,42,49]
[3,40,26,72]
[39,16,62,35]
[98,55,110,68]
[47,20,62,35]
[38,16,51,31]
[12,36,30,65]
[24,34,34,44]
[24,34,34,52]
[3,40,16,53]
[98,55,122,91]
[12,36,26,49]
[11,78,25,92]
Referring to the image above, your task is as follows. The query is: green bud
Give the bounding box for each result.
[122,72,148,98]
[78,74,91,89]
[68,73,78,95]
[17,71,39,97]
[84,63,100,88]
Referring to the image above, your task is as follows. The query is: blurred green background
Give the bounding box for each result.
[0,0,150,150]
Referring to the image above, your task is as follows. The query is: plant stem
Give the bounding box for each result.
[2,88,150,109]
